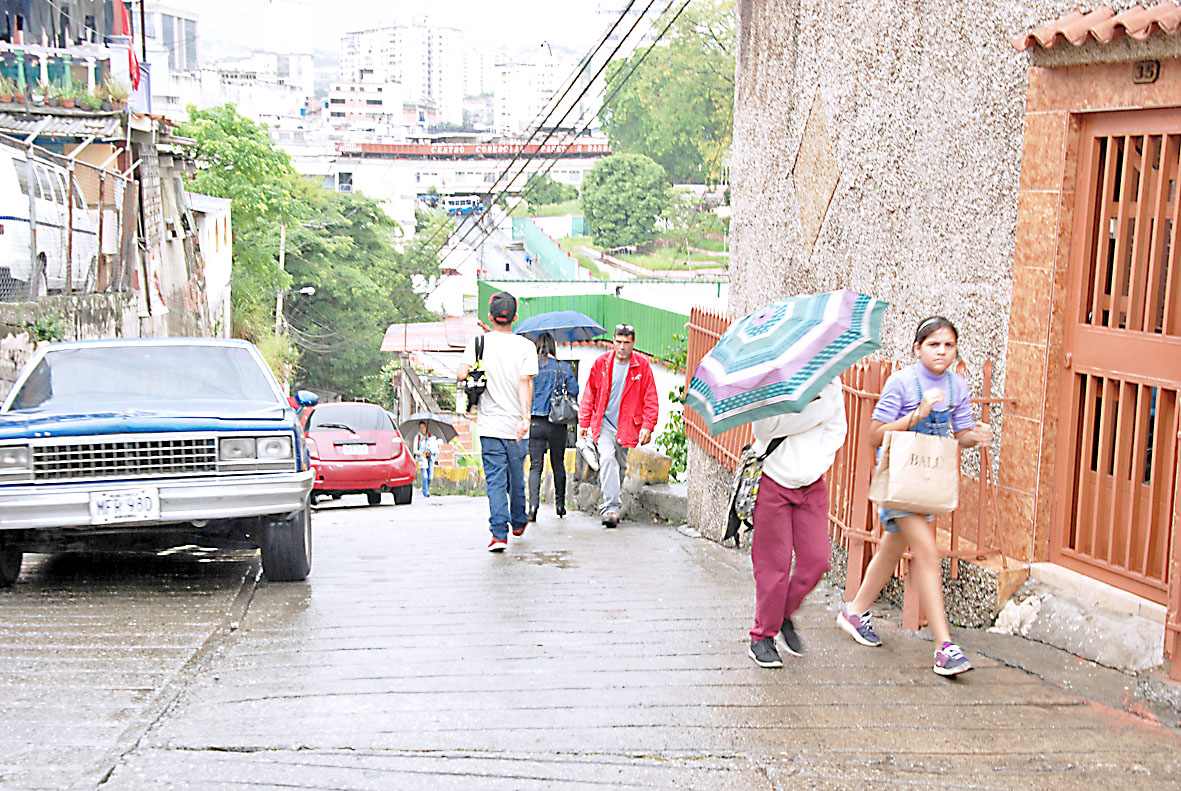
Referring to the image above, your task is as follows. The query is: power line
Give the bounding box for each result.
[428,0,662,267]
[433,0,691,280]
[408,0,648,264]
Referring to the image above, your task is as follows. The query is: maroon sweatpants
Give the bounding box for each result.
[749,475,831,641]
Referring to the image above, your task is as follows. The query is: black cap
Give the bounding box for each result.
[488,291,517,325]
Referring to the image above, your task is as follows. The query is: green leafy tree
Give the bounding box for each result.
[661,192,712,271]
[523,173,577,207]
[581,153,671,249]
[601,0,734,183]
[178,105,303,342]
[282,181,439,397]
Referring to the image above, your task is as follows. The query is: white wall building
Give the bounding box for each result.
[493,53,587,135]
[294,138,610,234]
[144,3,198,73]
[340,22,463,126]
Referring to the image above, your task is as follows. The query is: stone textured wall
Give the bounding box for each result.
[689,0,1155,537]
[0,294,138,401]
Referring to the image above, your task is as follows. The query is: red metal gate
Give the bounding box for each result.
[1053,109,1181,604]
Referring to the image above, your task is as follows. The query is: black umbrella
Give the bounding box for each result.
[400,413,457,443]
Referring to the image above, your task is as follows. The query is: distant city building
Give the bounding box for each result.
[493,55,577,134]
[340,22,463,126]
[143,3,198,73]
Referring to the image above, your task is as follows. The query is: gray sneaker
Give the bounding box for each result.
[748,637,783,668]
[779,619,804,656]
[836,606,882,647]
[934,642,973,676]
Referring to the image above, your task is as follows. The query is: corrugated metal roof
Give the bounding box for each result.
[0,109,123,139]
[1013,2,1181,51]
[381,316,484,353]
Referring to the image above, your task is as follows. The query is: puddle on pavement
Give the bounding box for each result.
[511,550,577,569]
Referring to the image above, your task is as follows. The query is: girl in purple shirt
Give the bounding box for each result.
[836,316,992,676]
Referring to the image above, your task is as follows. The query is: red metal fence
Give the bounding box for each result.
[686,306,1010,630]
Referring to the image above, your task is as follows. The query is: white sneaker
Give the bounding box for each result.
[576,435,600,471]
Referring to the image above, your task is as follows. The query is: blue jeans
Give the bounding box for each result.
[420,455,435,496]
[481,437,528,540]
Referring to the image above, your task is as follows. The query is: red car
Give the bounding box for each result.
[305,402,416,505]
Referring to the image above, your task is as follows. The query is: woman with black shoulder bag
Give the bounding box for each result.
[527,332,579,521]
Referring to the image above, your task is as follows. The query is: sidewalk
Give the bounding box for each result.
[99,495,1180,789]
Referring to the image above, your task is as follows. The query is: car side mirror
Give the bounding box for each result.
[294,390,319,408]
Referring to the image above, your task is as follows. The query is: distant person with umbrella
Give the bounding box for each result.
[527,332,579,521]
[688,291,885,670]
[577,323,659,529]
[413,422,441,497]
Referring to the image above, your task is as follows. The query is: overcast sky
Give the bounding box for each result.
[166,0,612,58]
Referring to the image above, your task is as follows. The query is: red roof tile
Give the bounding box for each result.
[1012,2,1181,51]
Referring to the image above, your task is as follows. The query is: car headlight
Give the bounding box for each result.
[0,445,30,469]
[219,437,256,460]
[256,436,293,459]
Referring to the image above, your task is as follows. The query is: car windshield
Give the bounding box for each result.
[309,405,392,432]
[7,345,279,412]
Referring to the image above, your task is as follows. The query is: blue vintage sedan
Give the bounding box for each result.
[0,338,318,585]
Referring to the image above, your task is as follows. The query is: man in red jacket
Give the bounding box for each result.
[577,323,660,528]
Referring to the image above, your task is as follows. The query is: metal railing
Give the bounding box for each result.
[686,305,1011,630]
[0,132,134,303]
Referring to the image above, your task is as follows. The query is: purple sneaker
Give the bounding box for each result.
[836,606,882,647]
[934,642,973,676]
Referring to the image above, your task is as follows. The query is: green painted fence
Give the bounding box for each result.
[476,282,687,361]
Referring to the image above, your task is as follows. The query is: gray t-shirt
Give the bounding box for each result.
[604,358,629,430]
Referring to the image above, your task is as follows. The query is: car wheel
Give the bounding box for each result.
[0,540,22,587]
[260,501,312,582]
[309,493,319,505]
[393,485,413,505]
[366,491,382,506]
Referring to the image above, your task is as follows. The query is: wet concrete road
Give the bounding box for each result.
[1,494,1179,790]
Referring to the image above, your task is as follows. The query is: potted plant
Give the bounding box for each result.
[103,76,129,110]
[80,86,102,111]
[0,76,14,103]
[31,80,49,106]
[59,82,76,109]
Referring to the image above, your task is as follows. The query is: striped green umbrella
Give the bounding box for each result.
[686,290,887,435]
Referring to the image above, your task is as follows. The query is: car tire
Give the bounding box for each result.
[392,485,413,505]
[366,491,382,506]
[309,493,319,506]
[0,541,22,587]
[260,501,312,582]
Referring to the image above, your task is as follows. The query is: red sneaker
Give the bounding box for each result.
[511,524,527,537]
[487,538,507,552]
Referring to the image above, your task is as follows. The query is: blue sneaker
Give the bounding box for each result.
[934,642,973,676]
[836,606,882,647]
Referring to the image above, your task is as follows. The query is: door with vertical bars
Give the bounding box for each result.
[1053,109,1181,604]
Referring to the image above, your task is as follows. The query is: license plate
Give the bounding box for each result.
[340,444,370,456]
[89,488,160,524]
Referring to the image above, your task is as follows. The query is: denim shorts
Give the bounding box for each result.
[878,507,934,533]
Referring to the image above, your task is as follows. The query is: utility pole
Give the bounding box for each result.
[274,220,287,338]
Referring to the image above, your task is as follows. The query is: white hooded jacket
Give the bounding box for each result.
[749,379,847,489]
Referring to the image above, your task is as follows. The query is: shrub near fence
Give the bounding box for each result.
[685,305,1011,630]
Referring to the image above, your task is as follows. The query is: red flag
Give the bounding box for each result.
[114,1,140,90]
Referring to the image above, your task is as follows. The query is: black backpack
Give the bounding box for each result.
[463,336,486,411]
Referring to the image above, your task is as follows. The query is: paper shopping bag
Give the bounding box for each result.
[868,430,959,514]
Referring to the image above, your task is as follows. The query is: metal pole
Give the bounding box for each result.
[97,170,106,290]
[66,163,75,294]
[139,1,148,62]
[24,157,40,300]
[274,220,287,338]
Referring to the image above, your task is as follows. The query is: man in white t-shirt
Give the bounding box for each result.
[457,291,538,551]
